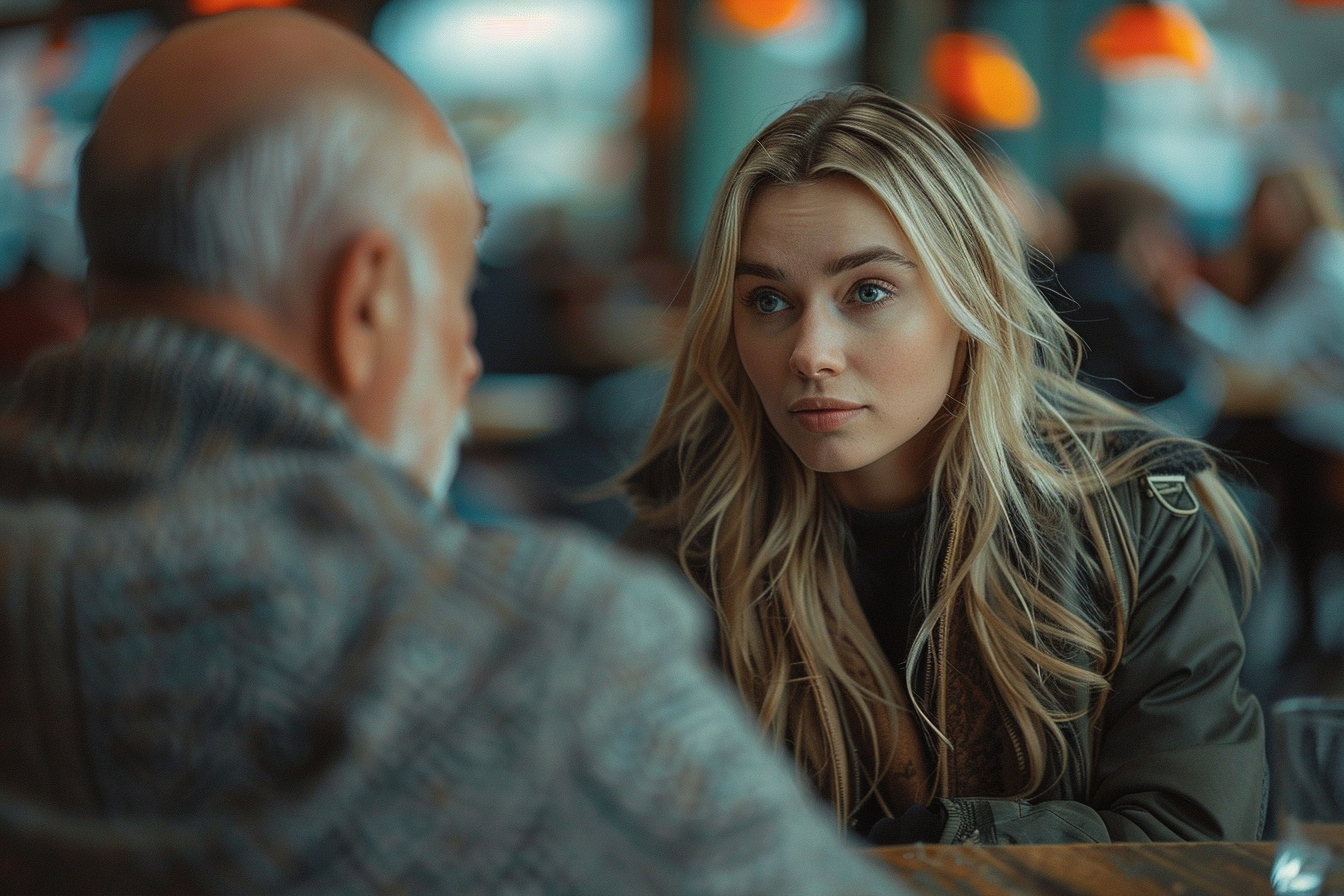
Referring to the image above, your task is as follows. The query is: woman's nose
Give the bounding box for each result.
[789,309,845,379]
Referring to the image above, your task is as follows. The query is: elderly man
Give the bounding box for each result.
[0,11,907,895]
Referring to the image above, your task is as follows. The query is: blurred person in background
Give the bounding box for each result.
[0,137,88,405]
[0,14,157,405]
[0,254,87,403]
[624,88,1264,846]
[1051,167,1224,440]
[1179,158,1344,680]
[1184,159,1344,426]
[1048,167,1302,701]
[0,12,915,894]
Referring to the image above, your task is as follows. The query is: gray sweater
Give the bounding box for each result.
[0,318,905,895]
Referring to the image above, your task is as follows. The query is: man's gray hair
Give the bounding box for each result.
[78,90,441,307]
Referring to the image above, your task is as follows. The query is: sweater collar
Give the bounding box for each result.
[1,316,372,491]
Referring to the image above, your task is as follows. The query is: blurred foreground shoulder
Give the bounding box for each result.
[439,516,709,644]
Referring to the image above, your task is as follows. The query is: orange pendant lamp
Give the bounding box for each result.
[1084,1,1212,79]
[927,31,1040,131]
[714,0,811,33]
[190,0,296,15]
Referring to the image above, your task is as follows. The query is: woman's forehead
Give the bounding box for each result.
[737,176,920,262]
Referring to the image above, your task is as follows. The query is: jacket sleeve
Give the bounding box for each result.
[931,477,1266,844]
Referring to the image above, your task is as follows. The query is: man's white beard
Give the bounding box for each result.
[428,410,471,507]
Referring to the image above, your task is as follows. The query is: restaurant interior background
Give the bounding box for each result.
[1,0,1343,702]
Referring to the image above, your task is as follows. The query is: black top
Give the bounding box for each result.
[842,499,931,839]
[842,500,929,677]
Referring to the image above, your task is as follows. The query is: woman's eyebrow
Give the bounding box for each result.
[735,247,915,280]
[735,260,785,279]
[826,247,916,276]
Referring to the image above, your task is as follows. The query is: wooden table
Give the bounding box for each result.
[873,841,1276,896]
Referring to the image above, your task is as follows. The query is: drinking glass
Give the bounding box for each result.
[1272,697,1344,896]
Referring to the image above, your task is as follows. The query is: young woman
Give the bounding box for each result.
[623,89,1264,845]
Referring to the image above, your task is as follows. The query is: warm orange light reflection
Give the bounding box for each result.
[927,32,1040,131]
[1084,2,1212,78]
[190,0,295,15]
[714,0,808,33]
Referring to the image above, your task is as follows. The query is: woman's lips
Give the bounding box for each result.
[788,399,864,433]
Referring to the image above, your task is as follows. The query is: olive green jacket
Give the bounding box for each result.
[927,469,1266,844]
[624,463,1266,845]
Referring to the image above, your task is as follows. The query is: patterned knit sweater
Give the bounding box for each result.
[0,318,906,895]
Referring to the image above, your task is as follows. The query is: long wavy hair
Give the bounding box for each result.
[624,88,1259,825]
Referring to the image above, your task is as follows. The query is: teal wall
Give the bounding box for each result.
[967,0,1110,190]
[680,0,865,254]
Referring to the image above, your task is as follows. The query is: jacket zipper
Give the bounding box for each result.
[927,513,960,797]
[816,679,850,824]
[993,682,1029,787]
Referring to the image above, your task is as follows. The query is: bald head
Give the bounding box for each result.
[79,10,470,307]
[77,10,485,500]
[90,9,441,179]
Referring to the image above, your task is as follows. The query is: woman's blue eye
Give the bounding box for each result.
[751,291,790,314]
[853,282,892,305]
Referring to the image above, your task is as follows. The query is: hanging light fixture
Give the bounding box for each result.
[926,31,1040,131]
[713,0,811,34]
[189,0,297,15]
[1084,1,1212,79]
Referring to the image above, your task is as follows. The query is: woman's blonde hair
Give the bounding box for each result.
[624,88,1257,824]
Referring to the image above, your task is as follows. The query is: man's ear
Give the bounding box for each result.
[323,228,406,396]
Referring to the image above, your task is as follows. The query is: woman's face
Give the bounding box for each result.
[732,174,964,512]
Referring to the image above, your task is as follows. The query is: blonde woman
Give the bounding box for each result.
[623,89,1265,845]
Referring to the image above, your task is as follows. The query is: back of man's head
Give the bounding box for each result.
[74,10,484,500]
[80,91,436,308]
[77,11,453,311]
